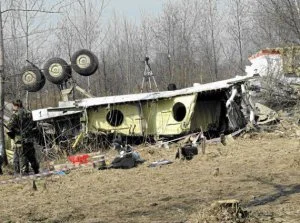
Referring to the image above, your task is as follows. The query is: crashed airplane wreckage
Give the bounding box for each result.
[31,77,256,146]
[18,49,257,148]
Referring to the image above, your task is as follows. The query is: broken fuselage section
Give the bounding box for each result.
[32,75,256,145]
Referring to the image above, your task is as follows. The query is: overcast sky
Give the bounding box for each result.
[106,0,166,22]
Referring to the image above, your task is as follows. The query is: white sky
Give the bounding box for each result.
[105,0,166,23]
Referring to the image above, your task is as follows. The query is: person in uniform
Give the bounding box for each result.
[7,100,39,175]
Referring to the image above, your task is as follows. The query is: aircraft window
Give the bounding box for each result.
[106,109,124,127]
[172,102,186,122]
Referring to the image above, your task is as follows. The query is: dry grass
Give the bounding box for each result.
[0,128,300,223]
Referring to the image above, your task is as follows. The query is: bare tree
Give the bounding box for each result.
[195,0,223,82]
[5,0,299,108]
[251,0,300,47]
[54,0,108,93]
[208,0,219,80]
[2,0,62,109]
[151,0,205,87]
[226,0,252,74]
[151,2,179,85]
[104,13,145,94]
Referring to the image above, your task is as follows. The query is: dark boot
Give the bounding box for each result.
[0,166,3,175]
[33,168,39,174]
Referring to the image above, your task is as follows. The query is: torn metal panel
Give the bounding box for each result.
[87,103,143,135]
[73,75,255,108]
[32,108,82,121]
[247,47,300,92]
[87,94,198,137]
[142,94,197,136]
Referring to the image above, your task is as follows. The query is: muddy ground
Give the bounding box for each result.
[0,119,300,223]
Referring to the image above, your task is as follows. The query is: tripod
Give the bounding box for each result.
[141,57,159,92]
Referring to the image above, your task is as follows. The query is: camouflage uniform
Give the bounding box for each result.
[7,108,39,175]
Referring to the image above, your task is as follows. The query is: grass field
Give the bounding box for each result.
[0,119,299,223]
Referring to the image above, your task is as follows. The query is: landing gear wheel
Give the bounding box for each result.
[44,58,72,84]
[71,49,98,76]
[21,66,45,92]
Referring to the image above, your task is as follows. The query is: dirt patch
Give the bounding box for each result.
[0,125,300,222]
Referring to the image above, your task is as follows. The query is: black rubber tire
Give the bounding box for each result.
[21,66,46,92]
[71,49,98,76]
[43,58,72,84]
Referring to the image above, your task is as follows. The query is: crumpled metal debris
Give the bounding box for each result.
[255,103,279,125]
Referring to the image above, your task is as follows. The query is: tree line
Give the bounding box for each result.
[2,0,300,108]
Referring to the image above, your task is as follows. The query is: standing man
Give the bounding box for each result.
[7,99,39,175]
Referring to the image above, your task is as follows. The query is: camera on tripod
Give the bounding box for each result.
[140,56,159,92]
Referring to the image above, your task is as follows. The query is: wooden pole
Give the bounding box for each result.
[0,4,7,165]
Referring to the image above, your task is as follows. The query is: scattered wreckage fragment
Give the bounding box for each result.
[255,103,279,125]
[246,46,300,107]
